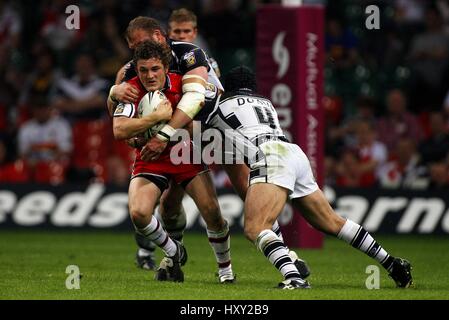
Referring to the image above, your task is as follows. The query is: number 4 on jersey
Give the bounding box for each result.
[254,105,277,129]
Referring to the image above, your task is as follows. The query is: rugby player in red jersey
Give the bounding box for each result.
[112,41,235,283]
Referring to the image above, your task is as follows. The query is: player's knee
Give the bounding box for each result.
[316,210,345,236]
[129,206,150,226]
[243,223,259,243]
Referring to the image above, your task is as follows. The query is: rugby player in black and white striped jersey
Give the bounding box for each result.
[197,66,414,289]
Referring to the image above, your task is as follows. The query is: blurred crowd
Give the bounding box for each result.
[1,0,449,190]
[0,0,259,186]
[324,0,449,190]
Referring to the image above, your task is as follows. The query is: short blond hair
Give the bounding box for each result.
[169,8,197,28]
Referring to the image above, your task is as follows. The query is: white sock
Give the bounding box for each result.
[207,221,232,273]
[136,216,177,257]
[256,229,301,280]
[338,219,395,270]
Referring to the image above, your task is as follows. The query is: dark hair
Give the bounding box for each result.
[133,40,172,67]
[224,66,257,92]
[126,16,166,41]
[169,8,197,27]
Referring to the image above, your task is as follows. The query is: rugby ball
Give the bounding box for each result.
[137,90,168,139]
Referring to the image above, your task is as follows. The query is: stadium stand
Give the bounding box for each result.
[0,0,448,188]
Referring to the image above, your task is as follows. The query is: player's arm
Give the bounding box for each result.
[107,64,140,116]
[107,65,126,116]
[157,66,208,140]
[156,46,212,140]
[113,100,172,140]
[140,46,210,161]
[140,67,207,161]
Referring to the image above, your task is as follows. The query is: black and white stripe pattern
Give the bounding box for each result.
[272,220,284,242]
[249,167,267,183]
[256,230,301,280]
[338,219,395,271]
[137,216,177,257]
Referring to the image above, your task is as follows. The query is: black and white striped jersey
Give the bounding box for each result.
[196,90,288,165]
[203,90,286,143]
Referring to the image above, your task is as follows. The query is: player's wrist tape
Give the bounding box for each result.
[156,124,176,142]
[177,75,206,119]
[109,86,119,103]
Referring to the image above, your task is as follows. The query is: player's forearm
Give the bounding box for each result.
[166,109,193,130]
[155,69,207,142]
[175,69,208,120]
[107,66,126,116]
[113,115,161,140]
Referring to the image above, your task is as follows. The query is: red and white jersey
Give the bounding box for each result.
[113,73,206,190]
[113,72,183,156]
[114,73,182,122]
[356,141,387,186]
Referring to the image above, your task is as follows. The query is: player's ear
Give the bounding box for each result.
[152,30,165,43]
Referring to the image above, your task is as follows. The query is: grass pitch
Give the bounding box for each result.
[0,231,448,300]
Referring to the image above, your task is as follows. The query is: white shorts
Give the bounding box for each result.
[249,141,319,199]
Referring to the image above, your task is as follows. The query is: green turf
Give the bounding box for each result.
[0,231,448,300]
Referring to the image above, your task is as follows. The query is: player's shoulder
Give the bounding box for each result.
[167,72,183,83]
[122,60,137,82]
[166,72,183,92]
[169,39,201,56]
[168,39,209,73]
